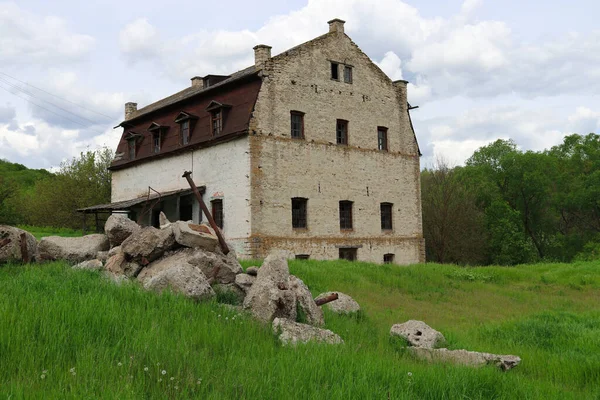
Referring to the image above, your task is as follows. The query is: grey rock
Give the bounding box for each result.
[108,246,121,258]
[120,226,175,264]
[104,215,140,247]
[73,259,104,271]
[289,275,324,326]
[0,225,37,263]
[390,320,446,349]
[243,252,296,323]
[143,263,215,301]
[38,234,109,263]
[234,273,256,293]
[272,318,343,345]
[315,292,360,314]
[409,348,521,371]
[172,221,219,251]
[105,251,142,278]
[96,251,109,262]
[246,266,259,276]
[159,212,170,229]
[137,247,242,285]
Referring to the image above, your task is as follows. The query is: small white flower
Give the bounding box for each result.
[174,385,179,390]
[40,374,46,379]
[170,377,174,381]
[42,370,48,374]
[197,378,202,385]
[118,362,122,367]
[144,366,149,372]
[158,378,162,382]
[407,372,413,377]
[130,356,134,360]
[161,370,166,375]
[69,367,75,373]
[218,314,221,318]
[71,372,76,376]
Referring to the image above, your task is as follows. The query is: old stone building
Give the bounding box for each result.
[101,19,424,264]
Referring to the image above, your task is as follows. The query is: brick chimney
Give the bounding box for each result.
[191,76,204,88]
[393,80,409,111]
[124,102,137,120]
[253,44,272,67]
[328,18,345,34]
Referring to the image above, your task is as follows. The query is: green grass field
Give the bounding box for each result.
[16,225,83,240]
[1,259,599,399]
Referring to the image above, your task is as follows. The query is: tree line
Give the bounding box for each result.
[422,133,600,265]
[0,148,113,230]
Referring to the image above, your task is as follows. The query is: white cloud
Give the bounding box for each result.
[375,52,404,81]
[0,104,15,123]
[119,18,163,64]
[0,2,94,66]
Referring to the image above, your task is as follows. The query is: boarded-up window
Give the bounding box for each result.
[339,200,353,230]
[292,197,307,228]
[211,199,223,229]
[290,111,304,139]
[336,119,348,145]
[381,203,393,230]
[295,254,310,260]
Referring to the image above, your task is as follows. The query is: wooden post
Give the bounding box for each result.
[19,232,29,263]
[182,171,230,255]
[315,293,339,306]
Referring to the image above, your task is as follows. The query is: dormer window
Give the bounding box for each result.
[124,131,143,160]
[206,101,231,137]
[174,112,198,146]
[148,122,167,154]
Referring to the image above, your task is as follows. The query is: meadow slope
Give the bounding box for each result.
[1,260,599,399]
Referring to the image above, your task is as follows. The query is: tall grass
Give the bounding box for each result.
[1,260,599,399]
[16,225,83,240]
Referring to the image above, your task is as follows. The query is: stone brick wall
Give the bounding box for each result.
[249,30,424,263]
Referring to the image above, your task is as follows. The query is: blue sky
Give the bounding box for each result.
[1,0,599,169]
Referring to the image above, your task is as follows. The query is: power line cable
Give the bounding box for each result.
[0,76,104,126]
[0,82,107,135]
[0,71,115,120]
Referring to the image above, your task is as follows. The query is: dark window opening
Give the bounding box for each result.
[179,194,194,222]
[378,127,388,151]
[153,132,161,153]
[344,65,353,83]
[295,254,310,260]
[127,138,136,160]
[211,199,223,229]
[151,209,162,228]
[212,110,223,136]
[336,119,348,145]
[339,200,353,230]
[339,248,357,261]
[292,197,308,229]
[384,253,395,264]
[331,62,339,80]
[181,120,190,145]
[290,111,304,139]
[381,202,393,230]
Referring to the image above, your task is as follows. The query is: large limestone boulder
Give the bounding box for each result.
[409,348,521,371]
[289,275,324,326]
[315,292,360,314]
[105,251,142,278]
[104,215,140,247]
[137,247,242,285]
[234,273,256,293]
[0,225,37,263]
[243,252,297,323]
[72,259,104,271]
[38,234,109,263]
[120,226,175,264]
[143,263,215,301]
[172,221,219,252]
[390,320,446,349]
[272,318,343,346]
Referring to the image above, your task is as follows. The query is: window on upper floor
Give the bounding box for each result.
[383,253,395,264]
[211,199,223,229]
[378,127,388,151]
[331,62,339,80]
[344,65,353,83]
[152,132,161,153]
[148,123,167,154]
[175,112,197,146]
[339,200,353,230]
[291,197,308,229]
[211,109,222,136]
[127,138,136,160]
[381,202,393,230]
[290,111,304,139]
[336,119,348,145]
